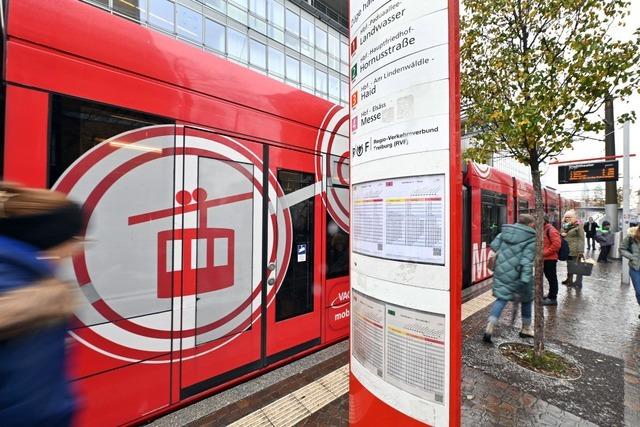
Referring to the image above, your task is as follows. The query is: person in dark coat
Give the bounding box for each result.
[483,214,536,343]
[0,184,84,427]
[595,220,615,263]
[583,216,598,251]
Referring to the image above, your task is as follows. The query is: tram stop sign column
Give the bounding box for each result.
[348,0,462,425]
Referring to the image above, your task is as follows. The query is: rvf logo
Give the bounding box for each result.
[351,91,359,108]
[351,116,358,131]
[350,38,358,55]
[352,141,370,157]
[351,63,358,81]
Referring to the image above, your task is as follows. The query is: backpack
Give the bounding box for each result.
[547,227,569,261]
[558,238,570,261]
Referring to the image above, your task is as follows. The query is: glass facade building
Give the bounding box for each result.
[82,0,350,106]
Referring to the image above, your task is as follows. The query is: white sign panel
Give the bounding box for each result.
[385,304,446,403]
[350,1,449,166]
[350,0,459,424]
[352,175,445,264]
[352,290,447,404]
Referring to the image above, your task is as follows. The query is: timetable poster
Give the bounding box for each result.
[352,174,445,264]
[352,290,386,377]
[385,304,446,404]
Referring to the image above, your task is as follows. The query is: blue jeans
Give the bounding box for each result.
[630,267,640,305]
[489,298,532,326]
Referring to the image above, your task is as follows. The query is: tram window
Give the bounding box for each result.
[114,0,142,21]
[49,96,172,187]
[481,190,508,244]
[276,170,315,322]
[518,200,529,216]
[326,154,349,279]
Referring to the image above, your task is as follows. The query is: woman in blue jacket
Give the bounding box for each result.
[0,184,84,427]
[483,214,537,343]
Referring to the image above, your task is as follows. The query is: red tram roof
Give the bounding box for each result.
[7,0,343,137]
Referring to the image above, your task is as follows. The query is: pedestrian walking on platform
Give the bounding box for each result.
[561,210,585,288]
[542,216,562,306]
[595,221,614,263]
[483,214,536,343]
[0,183,84,427]
[584,217,598,251]
[620,225,640,318]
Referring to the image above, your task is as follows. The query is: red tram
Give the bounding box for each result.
[2,0,349,425]
[463,163,579,287]
[1,1,579,424]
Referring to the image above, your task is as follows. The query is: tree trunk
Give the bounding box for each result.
[530,162,546,357]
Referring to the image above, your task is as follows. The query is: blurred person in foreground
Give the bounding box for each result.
[621,224,640,319]
[0,183,84,426]
[483,214,536,343]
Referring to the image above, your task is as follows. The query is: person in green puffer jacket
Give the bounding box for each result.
[483,214,536,343]
[620,225,640,318]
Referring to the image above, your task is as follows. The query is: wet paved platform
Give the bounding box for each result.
[148,251,640,426]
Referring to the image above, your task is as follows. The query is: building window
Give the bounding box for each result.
[286,55,300,82]
[268,46,285,77]
[250,39,267,69]
[285,9,300,50]
[205,18,225,53]
[230,0,248,8]
[315,69,327,94]
[315,27,327,51]
[89,0,110,7]
[228,1,248,25]
[341,80,348,103]
[267,0,285,43]
[328,33,340,70]
[176,4,203,43]
[228,28,248,63]
[204,0,225,13]
[114,0,143,21]
[300,17,314,58]
[250,0,266,18]
[301,62,314,89]
[340,41,349,64]
[328,75,340,100]
[148,0,174,33]
[267,0,284,26]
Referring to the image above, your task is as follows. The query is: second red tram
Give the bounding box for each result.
[463,163,579,287]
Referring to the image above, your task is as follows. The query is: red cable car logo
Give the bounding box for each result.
[129,188,234,298]
[53,125,293,363]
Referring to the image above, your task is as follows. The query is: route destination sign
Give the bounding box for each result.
[558,161,618,184]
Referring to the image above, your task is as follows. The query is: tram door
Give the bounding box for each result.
[266,147,323,358]
[176,127,264,398]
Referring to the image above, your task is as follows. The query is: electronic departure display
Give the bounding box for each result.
[558,161,618,184]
